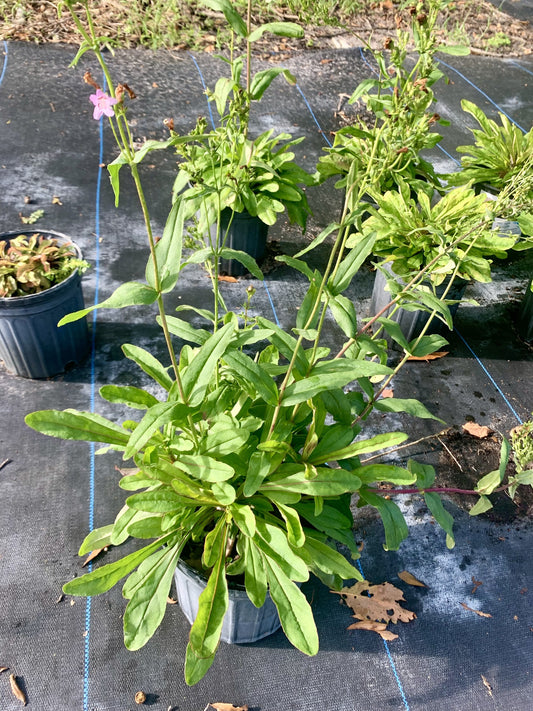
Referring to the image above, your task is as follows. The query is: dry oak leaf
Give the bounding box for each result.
[208,704,249,711]
[460,602,492,618]
[347,620,398,641]
[462,422,493,439]
[9,674,27,706]
[336,580,416,625]
[398,570,428,588]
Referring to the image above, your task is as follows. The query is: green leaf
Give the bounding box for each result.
[181,322,236,405]
[145,198,184,293]
[408,335,449,358]
[475,469,502,495]
[356,463,416,485]
[248,21,303,42]
[254,521,309,582]
[25,409,129,447]
[58,281,158,326]
[99,385,159,410]
[124,402,190,459]
[242,537,267,608]
[122,344,174,391]
[275,502,305,548]
[424,492,455,549]
[243,450,272,497]
[78,524,115,556]
[230,504,256,538]
[264,558,318,656]
[309,431,408,465]
[300,535,362,583]
[126,489,186,514]
[223,350,279,406]
[439,44,471,56]
[469,495,493,516]
[203,515,226,568]
[201,0,247,37]
[358,489,408,551]
[185,524,229,685]
[262,467,362,496]
[375,397,443,421]
[328,294,358,339]
[123,543,182,650]
[329,232,377,295]
[164,316,210,345]
[107,152,128,207]
[219,248,264,280]
[250,68,297,100]
[177,454,235,483]
[63,536,172,596]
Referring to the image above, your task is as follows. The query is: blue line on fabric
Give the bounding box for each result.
[188,54,282,325]
[437,58,526,133]
[188,53,217,130]
[508,60,533,77]
[356,559,411,711]
[454,328,523,424]
[295,83,332,147]
[0,41,8,86]
[83,74,107,711]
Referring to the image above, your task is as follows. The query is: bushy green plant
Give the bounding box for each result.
[0,233,89,297]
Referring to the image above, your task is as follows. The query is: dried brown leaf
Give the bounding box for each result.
[381,387,394,398]
[208,704,249,711]
[9,674,26,706]
[347,620,398,640]
[167,596,177,605]
[52,195,62,205]
[218,275,238,283]
[115,465,139,477]
[337,580,416,624]
[471,576,483,594]
[0,666,9,673]
[407,351,448,361]
[481,674,493,698]
[462,422,493,439]
[82,548,106,567]
[460,602,492,618]
[398,570,428,588]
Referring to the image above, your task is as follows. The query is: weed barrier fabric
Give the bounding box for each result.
[0,43,532,710]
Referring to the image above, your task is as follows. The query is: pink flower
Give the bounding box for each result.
[89,89,118,120]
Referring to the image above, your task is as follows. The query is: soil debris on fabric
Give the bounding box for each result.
[460,601,492,618]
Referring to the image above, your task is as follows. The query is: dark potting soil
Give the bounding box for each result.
[435,429,533,523]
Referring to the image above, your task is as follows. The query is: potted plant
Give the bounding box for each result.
[171,0,313,276]
[0,229,90,378]
[357,184,518,342]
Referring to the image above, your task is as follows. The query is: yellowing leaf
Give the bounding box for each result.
[398,570,428,588]
[462,422,493,439]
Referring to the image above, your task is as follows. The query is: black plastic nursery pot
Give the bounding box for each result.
[174,559,281,644]
[518,279,533,342]
[214,208,268,277]
[370,263,469,342]
[0,230,90,379]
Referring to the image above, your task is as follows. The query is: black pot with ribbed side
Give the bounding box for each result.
[0,230,90,378]
[212,209,268,277]
[518,279,533,342]
[370,263,469,343]
[174,559,281,645]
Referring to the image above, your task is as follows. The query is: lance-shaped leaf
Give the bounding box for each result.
[25,409,129,447]
[78,524,115,556]
[230,504,256,538]
[282,359,391,407]
[107,151,129,206]
[248,21,303,42]
[223,349,279,406]
[185,524,229,686]
[274,502,305,548]
[424,492,455,549]
[243,450,272,497]
[356,463,416,486]
[123,542,182,650]
[181,322,235,405]
[309,431,408,465]
[328,293,358,339]
[145,198,184,293]
[58,281,158,326]
[264,557,318,656]
[261,467,362,497]
[241,536,267,608]
[256,317,309,375]
[164,315,210,345]
[219,248,264,280]
[126,489,187,514]
[250,68,297,100]
[177,454,235,483]
[99,385,159,410]
[63,535,173,596]
[124,402,190,459]
[375,397,442,421]
[358,489,408,551]
[253,521,309,582]
[201,0,247,36]
[122,344,174,391]
[328,232,376,295]
[299,535,362,584]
